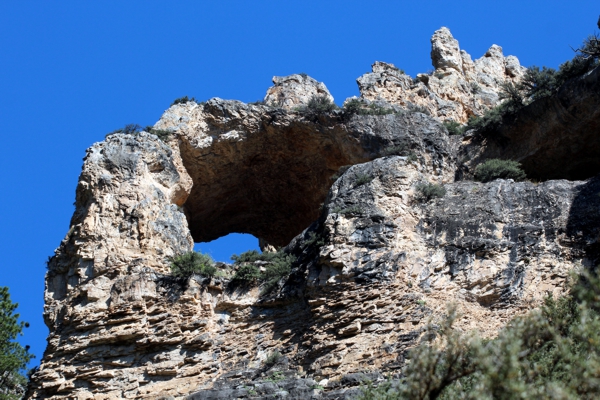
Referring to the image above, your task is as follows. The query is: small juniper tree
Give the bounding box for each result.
[0,287,34,400]
[170,251,216,279]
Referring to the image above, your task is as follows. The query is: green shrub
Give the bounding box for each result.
[230,250,296,294]
[442,120,463,136]
[464,102,509,135]
[406,102,430,115]
[474,159,526,183]
[108,124,142,136]
[261,253,294,294]
[231,250,282,264]
[343,98,363,115]
[0,287,34,400]
[306,95,337,114]
[265,351,282,367]
[231,264,261,285]
[470,82,481,94]
[171,96,197,106]
[144,126,172,141]
[170,251,216,279]
[415,183,446,203]
[389,65,405,74]
[381,145,408,156]
[305,231,325,248]
[354,172,373,187]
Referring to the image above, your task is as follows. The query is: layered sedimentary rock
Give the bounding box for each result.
[357,27,525,123]
[28,28,600,400]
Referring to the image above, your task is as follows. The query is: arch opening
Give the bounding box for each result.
[194,233,260,263]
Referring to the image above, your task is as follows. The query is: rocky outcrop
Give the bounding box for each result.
[154,98,451,247]
[357,27,525,123]
[263,74,334,109]
[458,65,600,181]
[27,28,600,400]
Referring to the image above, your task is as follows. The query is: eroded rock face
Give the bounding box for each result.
[357,27,525,123]
[28,28,600,400]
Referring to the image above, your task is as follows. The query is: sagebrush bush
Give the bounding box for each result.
[230,250,296,294]
[306,95,337,114]
[265,350,282,366]
[144,126,172,141]
[474,159,526,183]
[171,96,197,106]
[343,98,397,116]
[442,120,463,136]
[170,251,216,279]
[354,172,373,187]
[415,183,446,203]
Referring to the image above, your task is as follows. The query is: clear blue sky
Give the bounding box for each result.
[0,0,597,369]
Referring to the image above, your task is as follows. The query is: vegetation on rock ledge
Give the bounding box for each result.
[170,251,216,279]
[230,250,296,294]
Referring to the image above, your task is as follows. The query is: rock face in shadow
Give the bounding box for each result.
[27,29,600,400]
[459,65,600,181]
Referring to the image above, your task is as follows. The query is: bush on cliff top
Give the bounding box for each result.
[358,269,600,399]
[170,251,216,279]
[474,158,526,183]
[304,94,338,114]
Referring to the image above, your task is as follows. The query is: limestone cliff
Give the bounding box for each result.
[27,28,600,400]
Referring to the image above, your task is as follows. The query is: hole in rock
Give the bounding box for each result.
[193,233,260,263]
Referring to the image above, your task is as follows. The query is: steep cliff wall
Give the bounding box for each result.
[27,28,600,400]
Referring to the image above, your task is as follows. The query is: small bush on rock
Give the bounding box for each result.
[108,124,142,137]
[306,95,337,114]
[354,172,373,187]
[170,251,216,279]
[265,351,283,367]
[415,183,446,203]
[144,126,173,141]
[474,159,526,183]
[443,120,463,136]
[230,250,296,294]
[171,96,197,106]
